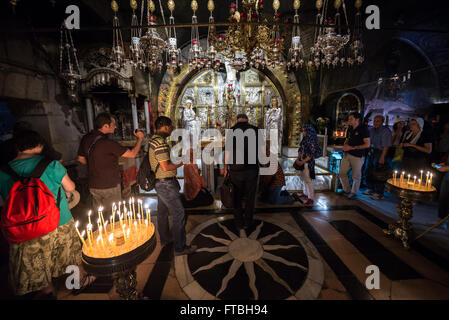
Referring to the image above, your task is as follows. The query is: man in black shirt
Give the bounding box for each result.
[224,114,260,230]
[338,112,370,199]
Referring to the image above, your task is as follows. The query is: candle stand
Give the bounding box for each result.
[81,230,156,300]
[384,179,436,249]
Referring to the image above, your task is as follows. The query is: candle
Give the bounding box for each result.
[132,198,136,221]
[138,199,143,218]
[97,218,102,236]
[97,235,107,257]
[87,224,93,248]
[418,179,421,190]
[145,219,149,237]
[407,174,411,185]
[401,171,405,185]
[420,170,423,185]
[99,206,106,230]
[124,206,129,225]
[104,221,109,238]
[108,233,115,255]
[112,203,116,231]
[80,230,89,252]
[88,210,92,227]
[429,174,433,190]
[413,176,416,188]
[146,208,151,223]
[394,171,397,185]
[134,221,139,241]
[118,212,124,229]
[99,225,103,238]
[75,221,88,248]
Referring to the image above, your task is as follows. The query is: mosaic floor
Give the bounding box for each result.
[1,193,448,300]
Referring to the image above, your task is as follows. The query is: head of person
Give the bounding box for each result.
[393,118,404,131]
[373,115,385,129]
[348,112,362,128]
[14,130,44,155]
[236,114,249,123]
[155,116,173,137]
[409,117,424,134]
[271,97,278,108]
[95,113,116,134]
[185,99,192,110]
[12,121,32,137]
[302,124,317,137]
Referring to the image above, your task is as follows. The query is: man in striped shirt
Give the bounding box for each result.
[149,116,197,256]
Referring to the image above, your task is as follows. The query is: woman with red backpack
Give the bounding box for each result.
[0,130,82,299]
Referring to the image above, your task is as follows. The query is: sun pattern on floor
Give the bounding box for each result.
[175,216,324,300]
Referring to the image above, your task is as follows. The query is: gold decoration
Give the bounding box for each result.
[316,0,322,10]
[130,0,138,10]
[111,0,119,12]
[207,0,215,12]
[149,0,156,12]
[355,0,362,9]
[273,0,280,12]
[191,0,198,13]
[234,11,241,22]
[167,0,175,12]
[334,0,342,9]
[293,0,301,11]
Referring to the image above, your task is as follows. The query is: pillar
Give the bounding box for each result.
[144,100,151,134]
[131,96,138,131]
[85,97,94,131]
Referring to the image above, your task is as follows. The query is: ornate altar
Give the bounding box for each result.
[333,92,362,139]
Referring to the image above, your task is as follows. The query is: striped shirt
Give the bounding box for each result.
[148,134,176,179]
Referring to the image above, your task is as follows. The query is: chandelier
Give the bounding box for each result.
[166,0,182,70]
[205,0,221,70]
[129,0,145,69]
[309,0,350,68]
[287,0,306,70]
[215,0,285,71]
[346,0,364,65]
[59,21,81,99]
[110,1,126,70]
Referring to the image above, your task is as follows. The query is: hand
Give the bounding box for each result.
[295,159,304,166]
[134,130,144,139]
[343,145,353,152]
[402,143,411,148]
[378,157,385,165]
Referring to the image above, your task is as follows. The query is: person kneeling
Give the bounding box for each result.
[181,149,214,208]
[259,162,294,205]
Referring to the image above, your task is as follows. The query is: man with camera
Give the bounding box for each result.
[77,113,144,209]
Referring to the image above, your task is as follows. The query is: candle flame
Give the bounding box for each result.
[88,210,92,217]
[134,221,137,227]
[97,235,101,242]
[98,206,103,212]
[75,220,79,228]
[81,230,85,237]
[126,229,130,237]
[137,214,141,219]
[108,234,113,242]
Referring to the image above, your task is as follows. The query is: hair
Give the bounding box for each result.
[12,121,32,136]
[393,122,402,131]
[94,113,113,129]
[236,114,249,121]
[348,112,362,120]
[155,116,172,130]
[14,130,44,152]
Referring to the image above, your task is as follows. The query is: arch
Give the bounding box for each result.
[157,65,302,147]
[80,67,134,94]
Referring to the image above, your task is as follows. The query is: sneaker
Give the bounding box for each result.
[346,193,358,200]
[363,190,374,195]
[304,199,314,206]
[337,190,350,196]
[174,245,198,256]
[370,193,384,200]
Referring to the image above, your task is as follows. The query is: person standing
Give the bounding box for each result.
[436,161,449,230]
[295,124,322,206]
[390,117,406,170]
[338,112,371,199]
[224,114,260,230]
[364,115,392,200]
[0,130,81,299]
[150,116,197,256]
[400,117,432,173]
[77,113,144,210]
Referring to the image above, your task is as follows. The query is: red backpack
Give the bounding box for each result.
[0,158,61,243]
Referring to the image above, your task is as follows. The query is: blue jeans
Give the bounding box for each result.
[155,179,186,252]
[265,186,294,205]
[439,179,449,219]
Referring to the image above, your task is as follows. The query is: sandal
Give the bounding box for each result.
[72,274,96,296]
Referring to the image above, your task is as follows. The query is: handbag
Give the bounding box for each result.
[293,159,305,171]
[392,147,404,163]
[220,172,235,208]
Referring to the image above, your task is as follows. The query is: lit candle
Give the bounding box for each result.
[429,173,433,190]
[146,208,151,223]
[418,179,421,190]
[97,235,107,257]
[401,171,405,185]
[98,206,104,225]
[75,221,88,248]
[112,203,116,231]
[132,198,136,221]
[425,173,429,188]
[99,225,103,238]
[124,206,129,225]
[137,213,142,226]
[138,199,143,218]
[109,216,113,233]
[86,223,93,248]
[420,170,423,185]
[104,221,109,238]
[80,230,89,253]
[108,233,115,256]
[134,221,139,241]
[88,210,92,227]
[145,219,149,238]
[97,218,102,236]
[407,174,411,185]
[126,228,131,249]
[394,171,398,185]
[413,176,416,188]
[118,212,124,229]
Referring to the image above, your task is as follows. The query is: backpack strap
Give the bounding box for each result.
[30,158,53,179]
[0,165,21,181]
[87,134,105,157]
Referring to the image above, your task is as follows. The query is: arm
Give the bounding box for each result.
[224,150,230,176]
[437,163,449,173]
[121,131,145,158]
[77,155,87,165]
[343,138,370,152]
[378,146,389,164]
[159,160,183,172]
[61,173,75,192]
[403,142,432,154]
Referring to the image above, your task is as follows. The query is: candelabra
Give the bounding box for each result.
[129,0,145,69]
[110,1,126,70]
[166,0,182,71]
[287,0,305,70]
[59,21,81,99]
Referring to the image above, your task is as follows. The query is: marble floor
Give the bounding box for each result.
[1,193,448,300]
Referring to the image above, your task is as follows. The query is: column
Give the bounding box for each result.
[144,100,151,134]
[131,96,138,131]
[85,97,94,131]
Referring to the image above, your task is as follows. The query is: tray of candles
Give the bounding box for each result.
[386,170,436,201]
[76,198,157,276]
